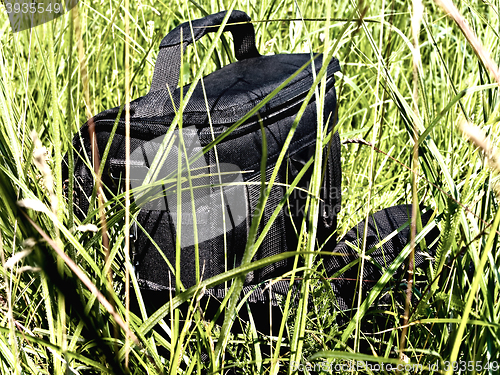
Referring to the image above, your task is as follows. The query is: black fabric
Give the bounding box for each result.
[324,204,440,311]
[132,204,440,347]
[63,10,441,331]
[150,10,260,93]
[63,10,342,304]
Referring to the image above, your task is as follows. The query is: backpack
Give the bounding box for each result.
[64,10,342,303]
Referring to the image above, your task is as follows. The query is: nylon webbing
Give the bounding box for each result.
[150,10,260,93]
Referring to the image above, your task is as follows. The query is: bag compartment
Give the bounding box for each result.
[64,10,342,300]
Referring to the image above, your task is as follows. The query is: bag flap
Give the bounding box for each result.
[133,53,340,125]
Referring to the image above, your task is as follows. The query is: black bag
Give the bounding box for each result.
[65,11,440,331]
[326,204,440,312]
[65,10,342,303]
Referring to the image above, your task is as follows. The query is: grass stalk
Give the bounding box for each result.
[352,0,384,354]
[124,0,132,367]
[447,205,500,374]
[399,0,423,361]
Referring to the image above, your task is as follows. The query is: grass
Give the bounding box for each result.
[1,0,500,373]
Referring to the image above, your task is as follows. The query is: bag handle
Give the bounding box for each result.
[150,10,260,93]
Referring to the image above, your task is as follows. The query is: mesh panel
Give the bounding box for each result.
[250,167,288,281]
[63,10,343,309]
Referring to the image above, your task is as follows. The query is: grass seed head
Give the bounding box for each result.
[460,121,500,173]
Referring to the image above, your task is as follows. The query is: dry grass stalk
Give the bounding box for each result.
[460,122,500,173]
[400,0,424,362]
[435,0,500,85]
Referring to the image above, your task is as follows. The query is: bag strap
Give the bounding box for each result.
[150,10,260,93]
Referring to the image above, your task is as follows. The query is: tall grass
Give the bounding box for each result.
[0,0,499,373]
